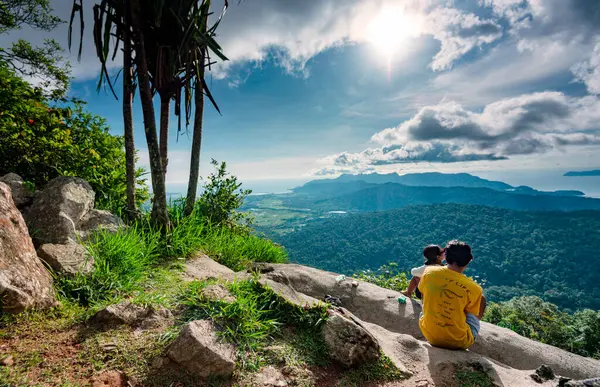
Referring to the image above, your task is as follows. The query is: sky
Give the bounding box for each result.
[3,0,600,193]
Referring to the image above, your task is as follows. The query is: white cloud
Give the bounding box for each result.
[316,91,600,174]
[572,40,600,95]
[424,7,502,70]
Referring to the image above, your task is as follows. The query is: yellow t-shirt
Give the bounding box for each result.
[418,266,483,349]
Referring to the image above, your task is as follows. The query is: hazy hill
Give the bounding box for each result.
[276,203,600,311]
[565,170,600,177]
[299,172,584,196]
[307,182,600,212]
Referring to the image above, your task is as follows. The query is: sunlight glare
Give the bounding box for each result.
[366,7,417,58]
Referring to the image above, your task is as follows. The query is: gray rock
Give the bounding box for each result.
[26,176,95,245]
[77,209,124,242]
[0,173,33,208]
[322,309,380,368]
[0,183,55,313]
[565,378,600,387]
[252,366,288,386]
[37,243,94,275]
[262,263,600,380]
[166,320,236,378]
[183,254,235,281]
[92,302,172,329]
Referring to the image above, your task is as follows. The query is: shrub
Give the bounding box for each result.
[352,262,410,292]
[194,159,253,232]
[0,64,148,214]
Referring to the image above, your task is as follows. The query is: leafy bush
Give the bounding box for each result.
[0,64,148,214]
[194,159,253,232]
[353,262,409,292]
[484,296,600,359]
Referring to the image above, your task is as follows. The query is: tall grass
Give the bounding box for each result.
[56,201,287,307]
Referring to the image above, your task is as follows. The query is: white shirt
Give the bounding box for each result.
[411,265,427,277]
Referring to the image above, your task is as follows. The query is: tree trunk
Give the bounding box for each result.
[184,77,205,216]
[129,0,170,229]
[122,4,137,220]
[159,95,170,177]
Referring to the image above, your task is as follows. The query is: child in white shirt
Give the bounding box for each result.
[402,245,444,299]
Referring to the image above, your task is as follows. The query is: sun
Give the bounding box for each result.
[366,7,418,58]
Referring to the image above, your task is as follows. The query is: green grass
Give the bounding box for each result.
[455,364,496,387]
[352,262,410,292]
[338,353,409,386]
[179,277,329,371]
[54,202,286,308]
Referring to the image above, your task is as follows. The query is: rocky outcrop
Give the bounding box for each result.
[0,182,55,313]
[201,284,236,303]
[184,253,235,281]
[261,263,600,381]
[322,309,380,368]
[92,302,172,329]
[0,173,33,209]
[25,176,123,246]
[37,243,94,275]
[166,320,236,378]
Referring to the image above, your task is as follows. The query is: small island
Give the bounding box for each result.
[564,170,600,177]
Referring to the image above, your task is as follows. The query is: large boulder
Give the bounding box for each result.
[37,243,94,275]
[25,176,124,247]
[322,309,380,368]
[0,173,33,208]
[166,320,236,378]
[262,263,600,380]
[26,176,95,245]
[0,183,55,313]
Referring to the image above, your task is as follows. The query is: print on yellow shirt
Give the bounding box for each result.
[418,266,483,349]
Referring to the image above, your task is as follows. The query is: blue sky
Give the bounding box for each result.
[4,0,600,193]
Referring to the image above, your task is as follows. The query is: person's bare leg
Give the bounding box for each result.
[477,295,487,320]
[403,277,420,297]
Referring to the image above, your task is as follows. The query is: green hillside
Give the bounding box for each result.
[276,204,600,311]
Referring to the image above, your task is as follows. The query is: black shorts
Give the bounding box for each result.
[415,288,422,300]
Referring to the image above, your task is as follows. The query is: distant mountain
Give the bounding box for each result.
[564,170,600,177]
[311,182,600,212]
[299,172,584,197]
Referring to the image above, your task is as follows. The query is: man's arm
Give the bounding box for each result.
[402,277,420,297]
[478,295,487,320]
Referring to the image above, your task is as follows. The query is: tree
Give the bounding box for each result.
[69,0,228,228]
[0,0,70,98]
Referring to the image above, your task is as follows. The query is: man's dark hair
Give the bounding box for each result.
[423,245,442,265]
[444,240,473,267]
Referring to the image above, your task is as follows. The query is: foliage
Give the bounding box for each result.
[338,353,408,386]
[352,263,410,292]
[180,278,329,370]
[277,203,600,311]
[55,226,160,306]
[454,363,496,387]
[194,159,254,231]
[0,0,69,98]
[57,201,286,306]
[484,296,600,359]
[0,64,149,214]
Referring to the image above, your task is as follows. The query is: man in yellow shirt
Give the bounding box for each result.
[417,240,487,350]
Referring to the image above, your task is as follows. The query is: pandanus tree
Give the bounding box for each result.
[69,0,228,227]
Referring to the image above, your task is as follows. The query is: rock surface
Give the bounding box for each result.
[0,173,32,208]
[0,182,55,313]
[184,253,235,281]
[92,302,172,329]
[77,209,123,242]
[322,309,380,368]
[262,263,600,380]
[166,320,236,378]
[90,370,127,387]
[252,366,288,386]
[37,243,94,275]
[201,284,236,303]
[26,176,95,245]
